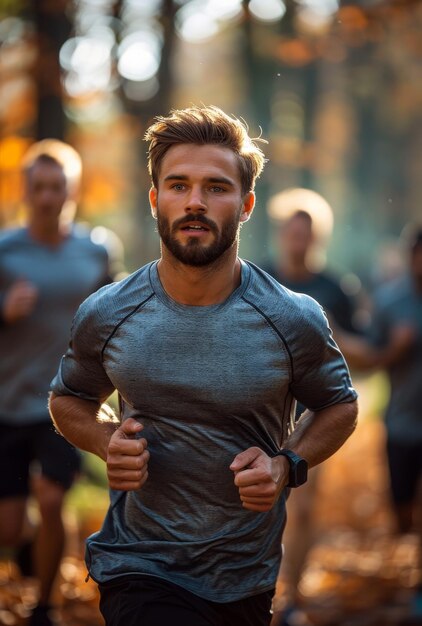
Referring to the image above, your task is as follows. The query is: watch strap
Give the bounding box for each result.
[273,449,308,487]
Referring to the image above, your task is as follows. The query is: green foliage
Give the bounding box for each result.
[65,477,109,521]
[0,0,26,19]
[81,451,109,488]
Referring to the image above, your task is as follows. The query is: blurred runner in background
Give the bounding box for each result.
[337,224,422,619]
[264,189,359,626]
[0,140,122,626]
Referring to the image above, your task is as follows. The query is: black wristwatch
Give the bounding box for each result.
[273,449,308,488]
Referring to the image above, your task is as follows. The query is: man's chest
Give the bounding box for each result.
[1,244,105,303]
[102,305,292,416]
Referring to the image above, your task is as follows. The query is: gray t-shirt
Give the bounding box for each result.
[369,274,422,443]
[51,259,357,602]
[0,226,111,424]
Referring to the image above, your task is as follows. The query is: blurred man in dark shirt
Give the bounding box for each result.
[265,189,357,626]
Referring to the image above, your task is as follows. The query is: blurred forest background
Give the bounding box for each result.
[1,0,421,280]
[0,1,421,625]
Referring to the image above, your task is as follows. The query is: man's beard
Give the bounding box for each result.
[157,207,242,267]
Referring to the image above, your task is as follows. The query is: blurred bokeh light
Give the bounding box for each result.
[0,0,420,273]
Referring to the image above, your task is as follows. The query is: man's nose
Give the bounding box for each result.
[39,189,57,203]
[185,187,207,213]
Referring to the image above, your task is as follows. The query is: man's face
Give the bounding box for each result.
[25,161,68,228]
[278,213,314,264]
[149,144,254,267]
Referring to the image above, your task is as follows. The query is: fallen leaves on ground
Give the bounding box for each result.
[0,418,420,625]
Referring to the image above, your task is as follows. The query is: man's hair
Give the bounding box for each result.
[144,105,267,195]
[267,188,334,242]
[21,139,82,192]
[287,209,313,228]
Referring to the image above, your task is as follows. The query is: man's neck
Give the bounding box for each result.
[278,258,312,282]
[157,249,242,306]
[28,222,70,247]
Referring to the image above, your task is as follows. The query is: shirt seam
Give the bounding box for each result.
[241,296,294,382]
[100,293,155,361]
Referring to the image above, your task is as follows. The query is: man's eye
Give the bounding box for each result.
[210,186,224,193]
[172,184,185,191]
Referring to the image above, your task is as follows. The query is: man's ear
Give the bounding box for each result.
[239,191,255,223]
[149,187,158,219]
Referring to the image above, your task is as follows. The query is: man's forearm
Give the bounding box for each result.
[283,400,358,468]
[49,393,119,461]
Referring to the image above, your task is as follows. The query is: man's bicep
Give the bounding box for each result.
[51,351,115,402]
[315,398,358,421]
[49,391,102,414]
[51,291,116,401]
[291,337,357,409]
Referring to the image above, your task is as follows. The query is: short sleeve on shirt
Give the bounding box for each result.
[51,291,115,402]
[289,295,357,411]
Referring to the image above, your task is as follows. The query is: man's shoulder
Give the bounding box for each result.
[374,275,411,310]
[313,270,343,291]
[0,227,27,250]
[71,263,156,342]
[70,224,109,256]
[243,261,323,320]
[81,262,155,316]
[260,261,346,299]
[243,261,329,351]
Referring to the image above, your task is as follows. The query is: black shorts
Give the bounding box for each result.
[0,421,81,498]
[99,576,274,626]
[386,436,422,506]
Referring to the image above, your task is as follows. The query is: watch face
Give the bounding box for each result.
[274,450,308,487]
[295,458,308,486]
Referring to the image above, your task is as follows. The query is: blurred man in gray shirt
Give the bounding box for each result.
[0,140,115,626]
